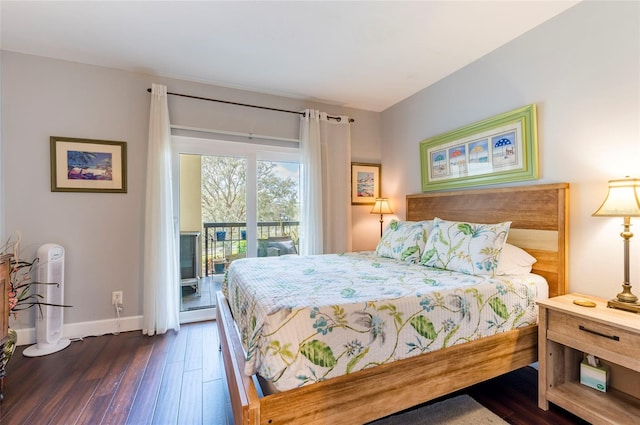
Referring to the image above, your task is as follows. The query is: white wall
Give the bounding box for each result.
[179,154,202,233]
[381,1,640,299]
[0,42,4,239]
[0,52,381,333]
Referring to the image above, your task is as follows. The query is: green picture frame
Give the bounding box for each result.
[419,104,538,191]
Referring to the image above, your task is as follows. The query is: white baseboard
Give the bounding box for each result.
[13,308,218,346]
[13,315,144,346]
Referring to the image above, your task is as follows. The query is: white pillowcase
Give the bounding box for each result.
[496,243,537,275]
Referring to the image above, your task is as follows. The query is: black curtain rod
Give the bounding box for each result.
[146,88,354,123]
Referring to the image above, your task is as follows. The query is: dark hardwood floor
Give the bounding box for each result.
[0,320,588,425]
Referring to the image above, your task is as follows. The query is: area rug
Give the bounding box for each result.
[368,394,507,425]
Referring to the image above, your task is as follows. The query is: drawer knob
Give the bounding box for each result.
[579,325,620,341]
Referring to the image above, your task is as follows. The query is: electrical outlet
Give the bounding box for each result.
[112,291,123,306]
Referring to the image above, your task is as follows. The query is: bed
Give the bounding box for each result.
[217,183,569,425]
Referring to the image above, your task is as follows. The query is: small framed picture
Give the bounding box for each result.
[351,162,381,205]
[50,136,127,193]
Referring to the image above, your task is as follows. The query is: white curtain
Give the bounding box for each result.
[299,110,323,255]
[142,83,180,336]
[299,109,352,255]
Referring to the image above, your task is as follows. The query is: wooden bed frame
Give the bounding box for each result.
[217,183,569,425]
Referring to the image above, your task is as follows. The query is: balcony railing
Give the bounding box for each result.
[202,221,300,275]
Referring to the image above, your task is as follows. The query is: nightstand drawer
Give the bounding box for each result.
[547,309,640,367]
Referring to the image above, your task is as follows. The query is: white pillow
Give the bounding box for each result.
[496,243,537,275]
[375,220,432,263]
[420,217,511,276]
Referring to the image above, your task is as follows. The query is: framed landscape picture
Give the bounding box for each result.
[50,136,127,193]
[419,104,538,191]
[351,162,381,205]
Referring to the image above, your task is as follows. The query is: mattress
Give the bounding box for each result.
[223,251,547,392]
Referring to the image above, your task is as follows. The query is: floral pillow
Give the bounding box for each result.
[375,220,432,263]
[420,217,511,276]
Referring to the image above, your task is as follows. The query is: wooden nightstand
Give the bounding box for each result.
[538,293,640,424]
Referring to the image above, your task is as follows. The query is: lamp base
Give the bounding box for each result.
[607,298,640,314]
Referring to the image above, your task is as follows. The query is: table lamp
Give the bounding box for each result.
[371,198,393,237]
[592,177,640,313]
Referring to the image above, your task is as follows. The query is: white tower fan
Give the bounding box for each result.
[23,243,71,357]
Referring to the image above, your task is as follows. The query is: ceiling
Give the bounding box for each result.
[0,1,580,112]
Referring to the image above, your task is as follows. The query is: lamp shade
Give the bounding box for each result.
[592,178,640,217]
[370,198,393,215]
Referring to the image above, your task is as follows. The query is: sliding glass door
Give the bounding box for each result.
[173,135,300,322]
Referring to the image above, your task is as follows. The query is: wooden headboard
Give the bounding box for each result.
[406,183,569,298]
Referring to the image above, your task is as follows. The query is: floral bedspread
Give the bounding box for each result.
[222,252,545,392]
